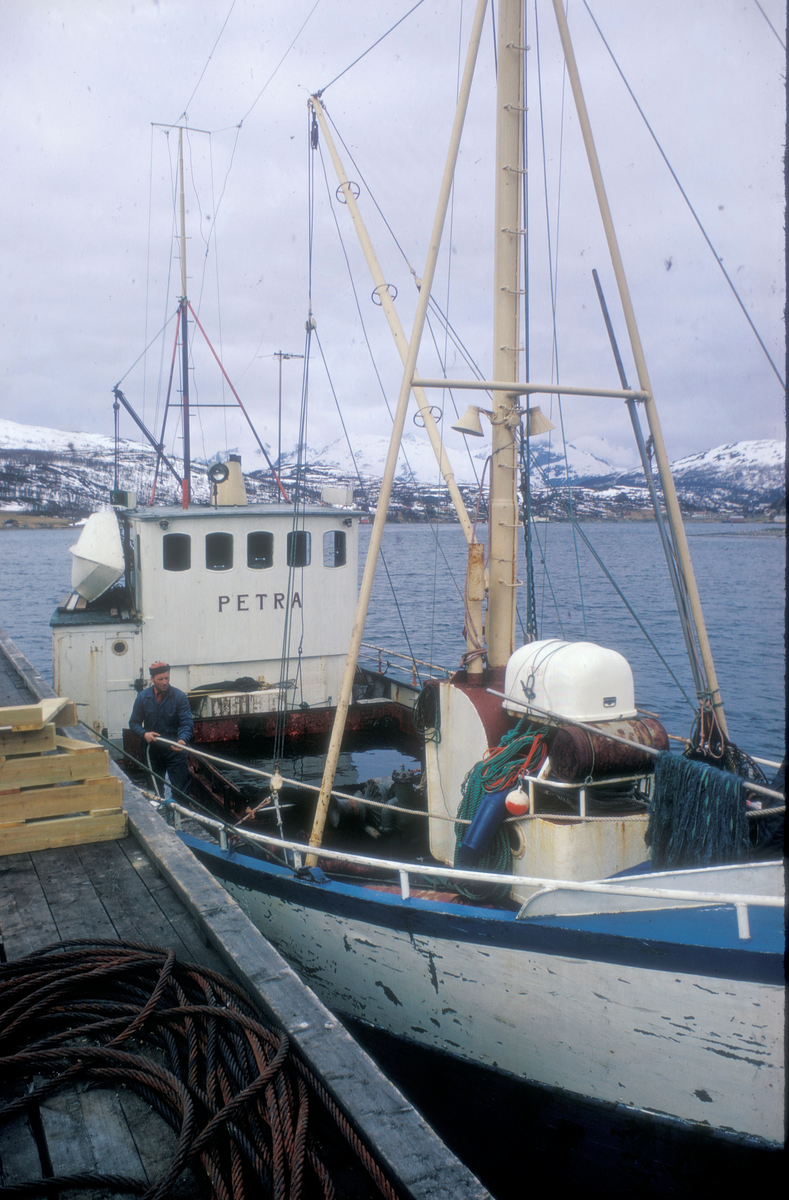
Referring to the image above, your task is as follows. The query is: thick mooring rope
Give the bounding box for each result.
[0,941,401,1200]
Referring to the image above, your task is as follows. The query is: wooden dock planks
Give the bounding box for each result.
[0,632,492,1200]
[0,698,126,855]
[0,842,219,1199]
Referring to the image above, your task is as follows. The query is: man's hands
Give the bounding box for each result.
[144,732,185,752]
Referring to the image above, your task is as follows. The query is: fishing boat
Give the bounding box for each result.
[52,0,784,1153]
[50,128,422,756]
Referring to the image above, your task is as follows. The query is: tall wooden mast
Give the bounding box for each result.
[487,0,525,668]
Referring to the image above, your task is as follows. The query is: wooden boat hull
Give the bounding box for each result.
[182,835,784,1147]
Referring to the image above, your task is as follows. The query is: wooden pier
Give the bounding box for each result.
[0,627,490,1200]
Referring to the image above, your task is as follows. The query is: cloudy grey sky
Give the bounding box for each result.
[0,0,784,482]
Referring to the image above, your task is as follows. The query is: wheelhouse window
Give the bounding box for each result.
[162,533,191,572]
[286,531,311,567]
[323,530,346,568]
[206,532,234,571]
[247,531,274,569]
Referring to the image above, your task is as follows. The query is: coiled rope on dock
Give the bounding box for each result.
[0,940,402,1200]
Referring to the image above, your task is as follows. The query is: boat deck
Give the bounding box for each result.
[0,626,489,1200]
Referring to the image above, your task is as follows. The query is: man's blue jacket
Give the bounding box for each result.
[129,685,194,745]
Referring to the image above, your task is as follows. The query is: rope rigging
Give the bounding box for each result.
[312,328,426,681]
[317,0,427,96]
[319,105,482,482]
[582,0,785,391]
[273,327,314,765]
[312,128,468,619]
[533,1,588,640]
[523,445,698,711]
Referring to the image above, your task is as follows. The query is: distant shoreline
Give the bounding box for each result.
[1,508,783,533]
[0,513,77,529]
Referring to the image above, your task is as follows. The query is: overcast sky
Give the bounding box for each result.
[0,0,785,483]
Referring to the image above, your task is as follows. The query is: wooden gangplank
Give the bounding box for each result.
[0,626,490,1200]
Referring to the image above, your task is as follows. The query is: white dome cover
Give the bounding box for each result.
[504,639,637,723]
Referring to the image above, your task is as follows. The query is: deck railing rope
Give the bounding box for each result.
[165,801,782,942]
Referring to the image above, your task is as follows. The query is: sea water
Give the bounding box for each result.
[0,520,783,1196]
[362,520,785,762]
[0,519,784,762]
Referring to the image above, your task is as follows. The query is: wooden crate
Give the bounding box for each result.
[0,701,127,855]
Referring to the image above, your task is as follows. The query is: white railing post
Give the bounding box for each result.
[736,903,751,940]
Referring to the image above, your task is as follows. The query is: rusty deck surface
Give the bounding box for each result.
[0,625,490,1200]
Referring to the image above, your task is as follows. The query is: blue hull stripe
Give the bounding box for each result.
[182,836,784,986]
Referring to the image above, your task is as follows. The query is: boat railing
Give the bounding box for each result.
[164,801,782,940]
[154,736,785,827]
[162,736,651,824]
[358,642,452,683]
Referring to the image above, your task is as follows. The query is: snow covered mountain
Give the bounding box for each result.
[670,440,784,489]
[0,417,784,520]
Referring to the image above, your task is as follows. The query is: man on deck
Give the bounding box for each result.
[129,661,194,797]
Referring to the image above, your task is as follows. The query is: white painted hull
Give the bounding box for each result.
[192,845,783,1147]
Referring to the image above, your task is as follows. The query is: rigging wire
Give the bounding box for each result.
[142,126,156,432]
[424,311,483,485]
[313,136,465,607]
[752,0,786,48]
[312,133,462,669]
[273,328,314,764]
[318,101,531,638]
[178,0,238,118]
[319,106,482,484]
[583,0,785,391]
[521,5,535,641]
[426,0,467,672]
[314,143,394,422]
[525,512,565,641]
[115,310,179,390]
[527,447,696,709]
[318,0,427,95]
[313,329,426,680]
[240,1,322,124]
[534,0,587,638]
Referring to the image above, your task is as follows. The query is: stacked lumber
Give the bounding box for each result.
[0,698,126,855]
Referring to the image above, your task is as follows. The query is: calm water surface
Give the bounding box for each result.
[0,518,783,1199]
[0,519,784,761]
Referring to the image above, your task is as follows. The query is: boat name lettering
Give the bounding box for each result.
[217,593,302,612]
